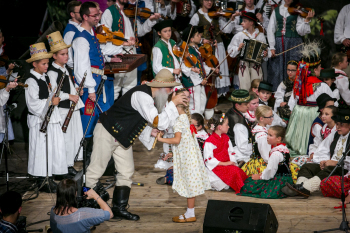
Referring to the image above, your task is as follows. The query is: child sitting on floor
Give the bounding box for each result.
[191,113,209,156]
[243,92,259,129]
[203,114,248,192]
[157,88,211,223]
[319,68,340,100]
[249,79,261,96]
[242,105,272,176]
[239,126,293,199]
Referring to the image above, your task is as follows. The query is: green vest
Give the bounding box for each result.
[197,12,223,43]
[275,7,300,38]
[109,5,138,36]
[181,46,207,88]
[152,39,179,77]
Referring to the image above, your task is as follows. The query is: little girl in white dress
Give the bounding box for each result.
[157,88,211,223]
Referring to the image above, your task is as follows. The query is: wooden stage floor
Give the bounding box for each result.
[1,102,348,233]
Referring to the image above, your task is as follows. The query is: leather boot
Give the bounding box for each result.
[112,186,140,221]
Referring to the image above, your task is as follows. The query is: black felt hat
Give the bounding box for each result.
[181,25,204,42]
[229,89,253,103]
[241,11,258,23]
[319,68,338,80]
[154,20,173,32]
[332,108,350,123]
[258,81,273,92]
[316,93,337,112]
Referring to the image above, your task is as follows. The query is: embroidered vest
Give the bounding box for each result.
[109,4,138,37]
[152,39,179,77]
[274,7,300,38]
[251,129,267,159]
[329,133,350,160]
[226,107,252,147]
[99,85,152,148]
[205,133,231,162]
[275,149,291,176]
[197,12,223,43]
[181,46,207,88]
[27,73,51,115]
[47,65,74,109]
[63,23,78,38]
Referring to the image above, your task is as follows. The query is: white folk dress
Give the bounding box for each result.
[172,114,211,198]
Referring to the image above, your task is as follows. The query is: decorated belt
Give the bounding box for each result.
[298,101,317,107]
[91,67,104,76]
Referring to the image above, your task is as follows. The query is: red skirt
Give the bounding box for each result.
[320,176,350,198]
[212,165,248,193]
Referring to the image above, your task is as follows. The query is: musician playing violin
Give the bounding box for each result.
[228,12,268,91]
[101,0,161,100]
[266,0,314,91]
[189,0,233,95]
[152,20,182,81]
[180,26,219,118]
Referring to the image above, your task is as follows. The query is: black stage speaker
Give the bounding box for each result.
[203,200,278,233]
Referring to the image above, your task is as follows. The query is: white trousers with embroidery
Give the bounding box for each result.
[238,60,263,91]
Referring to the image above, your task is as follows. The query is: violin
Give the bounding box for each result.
[124,6,167,19]
[0,76,27,89]
[0,54,21,69]
[96,25,129,46]
[172,41,198,68]
[288,4,313,18]
[208,8,236,18]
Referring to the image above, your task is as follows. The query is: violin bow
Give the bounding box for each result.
[133,0,139,49]
[216,18,233,36]
[205,50,232,79]
[179,25,193,67]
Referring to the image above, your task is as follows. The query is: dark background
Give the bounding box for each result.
[1,0,349,142]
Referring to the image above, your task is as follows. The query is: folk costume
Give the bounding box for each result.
[334,68,350,109]
[189,8,231,94]
[151,20,181,82]
[85,69,181,221]
[239,143,294,199]
[101,2,156,100]
[320,172,350,198]
[47,32,85,169]
[231,6,270,34]
[63,19,80,69]
[267,3,311,91]
[180,26,212,117]
[243,110,256,129]
[283,109,350,198]
[25,43,67,193]
[195,129,209,156]
[241,124,269,176]
[319,68,340,100]
[286,42,334,156]
[203,132,248,192]
[226,90,253,163]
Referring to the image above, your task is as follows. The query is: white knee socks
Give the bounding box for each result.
[303,176,321,192]
[296,176,308,184]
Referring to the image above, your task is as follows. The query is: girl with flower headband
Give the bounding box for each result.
[157,88,211,223]
[238,126,293,199]
[274,60,298,122]
[203,114,248,192]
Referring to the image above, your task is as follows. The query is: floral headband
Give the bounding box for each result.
[209,113,226,131]
[219,113,225,123]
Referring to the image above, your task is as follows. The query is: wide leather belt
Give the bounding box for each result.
[91,67,104,76]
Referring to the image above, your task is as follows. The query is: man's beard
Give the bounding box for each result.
[154,88,169,113]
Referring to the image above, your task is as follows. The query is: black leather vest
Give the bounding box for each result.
[99,85,152,149]
[27,73,51,115]
[329,133,350,159]
[226,107,252,147]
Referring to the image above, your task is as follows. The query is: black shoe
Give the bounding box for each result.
[112,186,140,221]
[68,166,78,176]
[281,184,299,197]
[286,182,310,198]
[37,177,57,193]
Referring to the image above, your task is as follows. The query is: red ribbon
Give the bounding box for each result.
[320,20,324,36]
[190,124,197,135]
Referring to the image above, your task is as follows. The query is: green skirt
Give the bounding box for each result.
[238,175,294,199]
[241,158,267,176]
[285,104,319,156]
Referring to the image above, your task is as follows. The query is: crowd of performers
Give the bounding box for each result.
[1,0,350,224]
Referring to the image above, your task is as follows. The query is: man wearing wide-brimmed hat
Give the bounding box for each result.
[85,69,188,221]
[25,42,66,193]
[47,31,85,178]
[283,108,350,198]
[226,89,254,167]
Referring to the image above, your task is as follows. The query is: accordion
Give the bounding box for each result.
[239,39,268,65]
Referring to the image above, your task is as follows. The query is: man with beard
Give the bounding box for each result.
[0,191,22,233]
[101,0,161,101]
[63,1,82,69]
[85,69,188,221]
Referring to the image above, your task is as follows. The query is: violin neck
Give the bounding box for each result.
[113,35,128,42]
[141,9,154,14]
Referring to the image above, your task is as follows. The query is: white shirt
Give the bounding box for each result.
[203,139,237,170]
[334,4,350,44]
[25,69,62,127]
[260,144,288,180]
[132,91,179,150]
[152,39,181,81]
[252,124,271,162]
[181,45,211,86]
[334,68,350,105]
[232,6,270,33]
[64,20,80,69]
[274,80,293,112]
[232,122,252,162]
[228,28,268,60]
[288,83,335,111]
[267,5,311,50]
[47,62,84,111]
[309,123,336,157]
[189,9,233,34]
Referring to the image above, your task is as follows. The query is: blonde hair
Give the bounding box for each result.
[250,79,261,91]
[168,88,192,124]
[255,105,272,122]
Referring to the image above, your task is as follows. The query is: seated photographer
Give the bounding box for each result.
[0,191,22,233]
[50,179,113,233]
